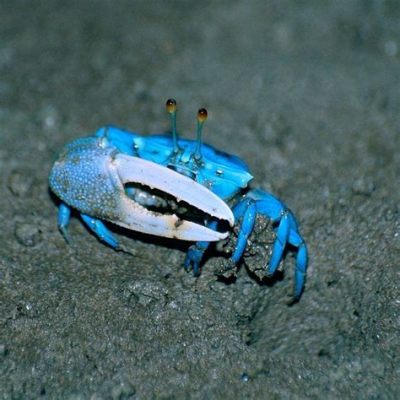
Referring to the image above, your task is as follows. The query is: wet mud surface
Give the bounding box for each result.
[0,1,399,398]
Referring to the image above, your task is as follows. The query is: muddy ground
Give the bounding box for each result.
[0,1,399,399]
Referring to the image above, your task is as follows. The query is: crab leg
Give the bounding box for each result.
[288,230,308,299]
[57,202,71,242]
[231,201,257,263]
[80,214,121,249]
[184,220,219,275]
[265,211,290,276]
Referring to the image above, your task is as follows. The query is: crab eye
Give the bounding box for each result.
[166,98,177,114]
[197,108,208,123]
[193,107,208,160]
[166,98,179,152]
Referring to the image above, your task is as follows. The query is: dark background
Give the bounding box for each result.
[1,1,399,398]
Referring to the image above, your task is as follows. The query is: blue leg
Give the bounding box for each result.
[251,195,291,275]
[234,189,308,299]
[289,231,308,299]
[184,240,210,276]
[265,211,290,276]
[231,201,257,263]
[58,202,71,243]
[231,198,251,220]
[183,220,218,275]
[80,213,120,249]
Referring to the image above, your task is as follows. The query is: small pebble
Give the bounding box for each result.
[15,223,41,247]
[352,178,375,196]
[240,372,250,382]
[111,382,136,400]
[8,171,33,197]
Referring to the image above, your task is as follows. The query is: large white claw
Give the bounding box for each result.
[111,153,234,241]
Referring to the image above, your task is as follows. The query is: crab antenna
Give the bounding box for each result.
[194,108,208,160]
[166,98,179,152]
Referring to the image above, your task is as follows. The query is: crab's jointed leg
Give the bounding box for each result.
[184,220,219,276]
[230,199,257,264]
[233,189,308,299]
[80,214,121,249]
[57,202,71,243]
[184,189,308,299]
[57,202,122,249]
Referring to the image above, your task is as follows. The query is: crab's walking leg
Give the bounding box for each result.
[231,189,308,299]
[289,230,308,299]
[230,196,289,268]
[257,200,308,299]
[58,203,121,250]
[184,241,210,276]
[183,220,218,275]
[58,202,72,243]
[252,197,290,275]
[183,199,257,274]
[264,211,290,277]
[231,200,256,263]
[80,214,120,250]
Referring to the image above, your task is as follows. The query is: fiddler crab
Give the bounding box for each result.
[49,99,308,300]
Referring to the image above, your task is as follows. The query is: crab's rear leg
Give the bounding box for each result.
[231,189,308,299]
[184,220,218,275]
[256,206,291,277]
[80,214,121,250]
[183,200,257,275]
[230,199,257,263]
[57,202,123,250]
[184,196,288,275]
[229,194,287,266]
[256,197,308,299]
[288,230,308,299]
[58,202,72,243]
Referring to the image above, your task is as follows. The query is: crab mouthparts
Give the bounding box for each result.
[112,153,234,241]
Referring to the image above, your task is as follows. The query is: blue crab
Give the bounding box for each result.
[49,99,308,299]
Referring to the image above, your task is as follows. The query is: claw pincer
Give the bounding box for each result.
[49,136,233,243]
